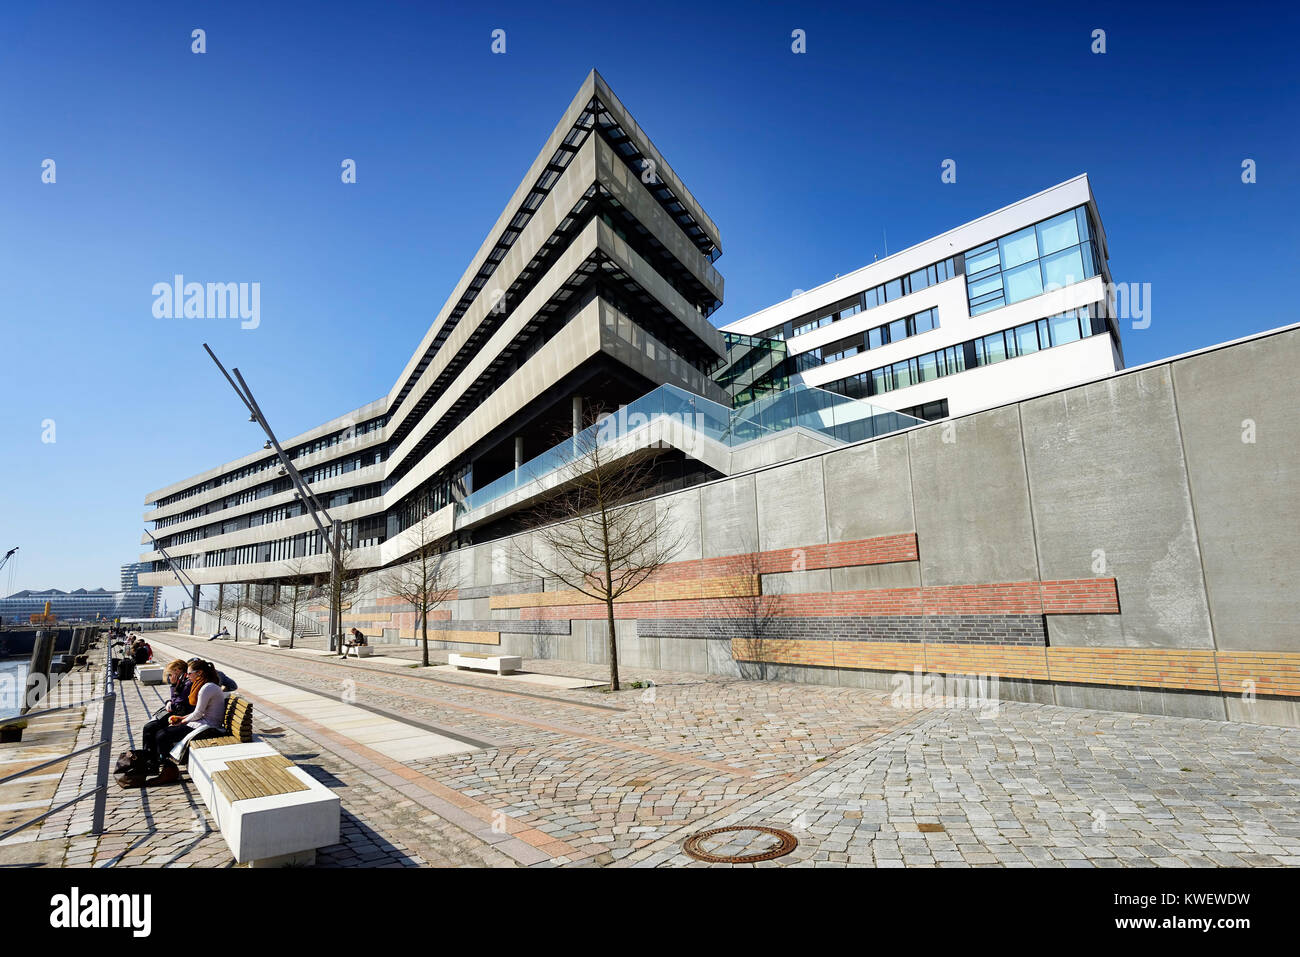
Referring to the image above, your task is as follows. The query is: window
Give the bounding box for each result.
[822,303,1102,401]
[964,206,1102,314]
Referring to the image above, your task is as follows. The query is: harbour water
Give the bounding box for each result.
[0,657,28,720]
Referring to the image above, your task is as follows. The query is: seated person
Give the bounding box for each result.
[141,660,191,759]
[186,657,237,692]
[144,660,225,782]
[341,627,368,657]
[132,639,152,664]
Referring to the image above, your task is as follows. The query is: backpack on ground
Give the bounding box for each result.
[113,749,149,788]
[115,658,135,680]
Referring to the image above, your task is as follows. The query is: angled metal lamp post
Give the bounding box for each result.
[203,344,346,652]
[143,528,201,635]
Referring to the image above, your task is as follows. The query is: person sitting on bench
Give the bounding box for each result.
[144,660,225,782]
[341,628,368,658]
[208,626,230,641]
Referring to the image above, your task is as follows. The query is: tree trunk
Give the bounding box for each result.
[606,597,619,691]
[421,606,430,668]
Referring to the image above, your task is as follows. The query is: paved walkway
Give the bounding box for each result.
[3,631,1297,867]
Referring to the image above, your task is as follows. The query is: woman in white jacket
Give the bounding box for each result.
[146,659,225,783]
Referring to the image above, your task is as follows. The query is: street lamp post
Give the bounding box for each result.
[203,344,347,652]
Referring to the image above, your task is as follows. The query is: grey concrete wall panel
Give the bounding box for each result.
[700,473,758,558]
[755,458,828,553]
[830,563,922,592]
[1020,366,1214,650]
[907,407,1039,586]
[1172,331,1300,651]
[822,434,916,543]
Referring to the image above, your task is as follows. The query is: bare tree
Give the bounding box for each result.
[382,513,459,667]
[320,540,367,653]
[246,581,273,644]
[511,413,684,691]
[277,556,320,650]
[214,582,225,634]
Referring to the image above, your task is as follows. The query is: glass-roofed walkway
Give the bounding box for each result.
[458,382,920,518]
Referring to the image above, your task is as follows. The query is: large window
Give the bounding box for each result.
[823,304,1103,400]
[803,306,939,367]
[965,207,1101,315]
[759,256,961,340]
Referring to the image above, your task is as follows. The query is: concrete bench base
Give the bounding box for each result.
[267,638,287,648]
[137,666,165,685]
[448,652,522,675]
[189,742,339,866]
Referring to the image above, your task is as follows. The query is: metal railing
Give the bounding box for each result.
[0,650,116,843]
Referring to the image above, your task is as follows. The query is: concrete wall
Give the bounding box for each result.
[340,325,1300,727]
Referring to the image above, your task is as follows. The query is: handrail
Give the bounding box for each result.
[0,695,108,725]
[0,649,116,842]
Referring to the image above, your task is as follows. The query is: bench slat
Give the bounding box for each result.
[213,755,306,803]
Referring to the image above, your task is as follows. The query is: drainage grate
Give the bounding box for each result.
[682,825,798,864]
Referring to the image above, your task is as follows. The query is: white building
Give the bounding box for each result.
[721,175,1124,420]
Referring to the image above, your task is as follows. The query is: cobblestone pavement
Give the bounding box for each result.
[9,633,1298,868]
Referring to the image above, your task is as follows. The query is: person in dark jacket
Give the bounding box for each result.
[141,660,191,773]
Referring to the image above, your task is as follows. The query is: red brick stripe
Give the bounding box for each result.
[519,578,1119,620]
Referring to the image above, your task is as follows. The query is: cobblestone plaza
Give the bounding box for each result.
[3,636,1295,869]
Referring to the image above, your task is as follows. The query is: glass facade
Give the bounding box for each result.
[758,256,961,341]
[822,304,1104,400]
[965,207,1101,316]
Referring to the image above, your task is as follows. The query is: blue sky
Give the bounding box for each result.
[1,0,1296,608]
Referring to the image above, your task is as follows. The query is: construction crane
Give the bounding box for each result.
[0,546,16,574]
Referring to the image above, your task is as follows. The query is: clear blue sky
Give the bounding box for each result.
[1,0,1296,610]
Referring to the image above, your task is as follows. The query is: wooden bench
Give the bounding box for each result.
[189,744,339,867]
[448,652,522,675]
[187,695,256,752]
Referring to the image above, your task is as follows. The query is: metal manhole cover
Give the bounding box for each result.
[682,825,798,863]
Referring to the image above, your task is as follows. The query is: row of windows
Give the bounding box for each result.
[823,305,1104,400]
[759,256,961,341]
[291,415,386,460]
[808,306,940,366]
[153,512,391,574]
[966,207,1101,316]
[897,398,950,422]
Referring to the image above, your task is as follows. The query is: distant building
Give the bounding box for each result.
[0,562,161,625]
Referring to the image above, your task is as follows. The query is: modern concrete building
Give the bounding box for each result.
[1,562,161,625]
[145,74,1299,727]
[723,175,1125,420]
[141,71,913,592]
[310,323,1300,728]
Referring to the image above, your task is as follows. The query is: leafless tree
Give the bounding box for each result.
[246,581,275,644]
[382,513,459,667]
[277,556,320,650]
[214,582,226,634]
[320,539,367,653]
[511,412,684,691]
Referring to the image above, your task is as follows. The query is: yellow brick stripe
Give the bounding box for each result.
[926,644,1051,681]
[491,574,759,609]
[343,612,392,624]
[1214,651,1300,698]
[731,639,1300,698]
[1046,647,1220,692]
[397,628,500,646]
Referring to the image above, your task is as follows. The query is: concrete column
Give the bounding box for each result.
[514,436,524,471]
[190,584,200,635]
[572,395,583,436]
